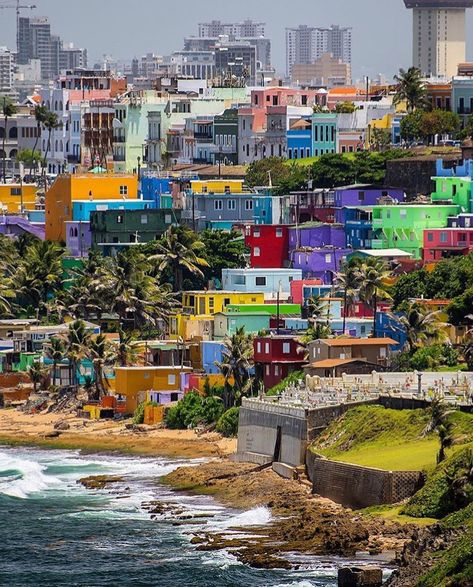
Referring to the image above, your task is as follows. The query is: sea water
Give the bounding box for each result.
[0,447,361,587]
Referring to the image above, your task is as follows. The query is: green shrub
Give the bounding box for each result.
[165,391,224,430]
[133,401,158,425]
[216,407,240,437]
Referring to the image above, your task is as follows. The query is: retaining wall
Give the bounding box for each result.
[306,451,424,509]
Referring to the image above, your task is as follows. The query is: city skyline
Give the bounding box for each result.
[1,0,472,79]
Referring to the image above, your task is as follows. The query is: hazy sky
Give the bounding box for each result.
[1,0,472,79]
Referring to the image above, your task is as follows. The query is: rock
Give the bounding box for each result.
[338,566,383,587]
[78,475,124,490]
[54,421,70,431]
[44,430,61,438]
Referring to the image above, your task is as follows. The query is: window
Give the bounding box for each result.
[282,342,290,354]
[168,374,176,386]
[253,227,261,237]
[209,297,214,312]
[255,276,266,286]
[120,185,128,196]
[165,214,172,224]
[325,254,332,263]
[214,200,223,210]
[440,232,448,243]
[400,209,407,220]
[117,215,123,224]
[140,214,148,224]
[227,199,236,210]
[245,200,253,211]
[264,342,270,354]
[274,365,280,376]
[257,342,262,353]
[10,188,21,196]
[358,191,365,202]
[427,232,434,242]
[276,228,283,237]
[254,247,261,257]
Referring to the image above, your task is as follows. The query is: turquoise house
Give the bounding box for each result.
[213,312,271,339]
[312,113,338,156]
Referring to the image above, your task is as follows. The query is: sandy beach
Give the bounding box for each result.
[0,408,237,459]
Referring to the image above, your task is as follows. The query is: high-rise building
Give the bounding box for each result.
[198,20,266,38]
[404,1,473,78]
[285,25,352,77]
[186,19,271,71]
[0,47,14,95]
[18,16,87,81]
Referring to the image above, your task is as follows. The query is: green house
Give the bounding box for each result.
[431,176,472,212]
[214,312,271,339]
[90,208,181,249]
[225,304,301,315]
[371,204,460,259]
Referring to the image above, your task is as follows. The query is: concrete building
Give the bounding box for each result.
[221,268,303,300]
[291,53,352,87]
[452,75,473,124]
[0,47,14,97]
[403,0,473,78]
[286,25,352,77]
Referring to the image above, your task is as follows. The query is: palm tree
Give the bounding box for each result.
[151,226,209,292]
[28,361,49,394]
[87,334,116,400]
[0,276,15,317]
[30,104,49,175]
[17,149,44,178]
[306,294,328,324]
[437,420,454,464]
[64,320,91,389]
[44,337,65,387]
[115,327,138,367]
[43,111,62,182]
[67,251,110,320]
[397,302,450,353]
[2,97,18,183]
[393,67,428,113]
[355,258,392,338]
[216,326,253,410]
[333,263,359,334]
[16,240,65,310]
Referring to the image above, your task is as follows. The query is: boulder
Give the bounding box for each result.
[338,567,383,587]
[54,421,70,431]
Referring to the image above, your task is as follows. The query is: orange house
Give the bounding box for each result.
[45,174,139,242]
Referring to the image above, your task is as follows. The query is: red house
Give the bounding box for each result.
[423,228,473,262]
[254,334,307,390]
[245,225,290,269]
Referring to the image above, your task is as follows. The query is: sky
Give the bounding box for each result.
[0,0,472,80]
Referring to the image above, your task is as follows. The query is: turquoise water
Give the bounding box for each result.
[0,447,359,587]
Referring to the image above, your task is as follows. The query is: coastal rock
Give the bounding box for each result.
[54,421,70,431]
[338,566,383,587]
[44,430,61,438]
[78,475,124,490]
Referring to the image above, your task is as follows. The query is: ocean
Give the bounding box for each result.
[0,447,369,587]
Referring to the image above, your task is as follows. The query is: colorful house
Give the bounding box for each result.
[45,174,139,242]
[423,227,473,261]
[333,184,405,208]
[291,247,350,283]
[287,118,312,160]
[0,184,38,213]
[371,204,460,259]
[312,112,338,156]
[214,312,271,339]
[289,222,346,250]
[245,224,290,269]
[254,334,307,390]
[221,268,303,300]
[114,366,192,414]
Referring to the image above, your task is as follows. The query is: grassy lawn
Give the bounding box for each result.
[320,438,439,471]
[362,504,438,526]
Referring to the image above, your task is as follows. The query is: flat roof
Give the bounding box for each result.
[183,291,264,295]
[310,358,366,368]
[404,1,473,7]
[354,249,414,258]
[319,337,398,347]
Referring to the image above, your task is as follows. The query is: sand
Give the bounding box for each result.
[0,408,237,459]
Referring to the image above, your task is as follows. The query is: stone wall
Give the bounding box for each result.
[385,156,459,198]
[306,452,424,509]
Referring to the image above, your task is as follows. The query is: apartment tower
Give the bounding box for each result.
[404,1,473,78]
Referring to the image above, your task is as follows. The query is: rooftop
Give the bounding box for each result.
[319,337,398,347]
[309,358,366,369]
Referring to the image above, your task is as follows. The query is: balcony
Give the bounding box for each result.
[113,154,125,162]
[113,136,126,143]
[371,239,388,248]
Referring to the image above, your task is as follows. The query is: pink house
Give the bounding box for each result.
[423,228,473,262]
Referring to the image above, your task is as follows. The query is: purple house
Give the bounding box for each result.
[292,247,350,284]
[0,215,45,240]
[288,223,346,249]
[66,221,91,258]
[334,185,405,208]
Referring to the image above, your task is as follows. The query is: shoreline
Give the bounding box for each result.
[0,408,236,460]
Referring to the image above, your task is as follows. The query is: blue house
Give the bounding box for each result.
[376,312,407,351]
[72,199,154,222]
[287,118,312,160]
[201,341,225,375]
[341,207,373,249]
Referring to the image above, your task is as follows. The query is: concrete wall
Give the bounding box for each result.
[306,452,424,509]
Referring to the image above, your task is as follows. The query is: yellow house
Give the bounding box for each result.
[190,179,246,194]
[171,291,265,340]
[45,174,139,241]
[365,113,395,150]
[115,366,192,413]
[0,184,39,213]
